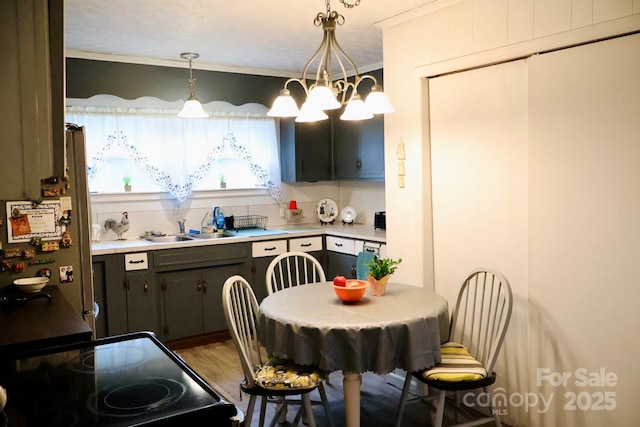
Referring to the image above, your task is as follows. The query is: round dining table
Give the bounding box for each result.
[259,282,450,427]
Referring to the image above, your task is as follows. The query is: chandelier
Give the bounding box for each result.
[178,52,208,118]
[267,0,394,122]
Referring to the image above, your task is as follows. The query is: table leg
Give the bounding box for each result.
[343,371,362,427]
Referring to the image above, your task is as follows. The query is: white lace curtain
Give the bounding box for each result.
[66,98,282,204]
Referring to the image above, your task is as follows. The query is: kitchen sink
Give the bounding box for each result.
[144,235,194,243]
[188,232,237,239]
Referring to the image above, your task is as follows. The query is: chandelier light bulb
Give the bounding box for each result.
[340,94,373,121]
[296,99,329,123]
[268,89,300,117]
[364,85,395,114]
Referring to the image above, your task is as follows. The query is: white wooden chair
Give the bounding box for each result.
[222,275,333,427]
[395,268,513,427]
[265,251,326,296]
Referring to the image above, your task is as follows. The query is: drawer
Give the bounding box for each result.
[252,240,288,258]
[326,236,355,255]
[124,253,148,271]
[153,243,249,268]
[289,236,322,252]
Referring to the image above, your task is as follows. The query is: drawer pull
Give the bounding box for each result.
[128,259,145,264]
[300,243,312,247]
[335,243,343,247]
[264,246,277,251]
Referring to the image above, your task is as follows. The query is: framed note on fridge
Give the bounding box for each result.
[6,200,64,243]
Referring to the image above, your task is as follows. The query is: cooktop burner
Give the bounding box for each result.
[89,377,186,417]
[0,332,241,426]
[66,345,148,374]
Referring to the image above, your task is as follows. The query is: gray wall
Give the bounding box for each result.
[66,58,292,106]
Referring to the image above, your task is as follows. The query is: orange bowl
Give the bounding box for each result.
[332,279,369,303]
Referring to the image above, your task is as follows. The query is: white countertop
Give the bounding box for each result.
[92,223,386,255]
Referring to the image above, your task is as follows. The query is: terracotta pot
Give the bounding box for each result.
[367,274,390,296]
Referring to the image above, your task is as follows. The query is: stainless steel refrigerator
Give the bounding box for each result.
[65,123,96,335]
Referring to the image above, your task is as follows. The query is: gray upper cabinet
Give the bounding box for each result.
[280,69,386,183]
[280,118,333,182]
[333,111,385,181]
[0,0,63,200]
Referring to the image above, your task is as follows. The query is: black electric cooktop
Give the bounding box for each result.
[0,332,241,426]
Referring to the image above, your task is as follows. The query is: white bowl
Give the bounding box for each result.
[13,277,49,293]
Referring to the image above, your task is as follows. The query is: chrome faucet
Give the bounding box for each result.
[177,219,186,234]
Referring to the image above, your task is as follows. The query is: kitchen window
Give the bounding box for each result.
[66,96,282,204]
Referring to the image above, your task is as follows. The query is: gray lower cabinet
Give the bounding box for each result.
[93,252,159,338]
[250,239,288,303]
[155,242,251,342]
[159,264,242,341]
[124,269,160,336]
[326,251,357,279]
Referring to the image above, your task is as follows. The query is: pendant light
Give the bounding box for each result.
[178,52,208,118]
[267,0,394,122]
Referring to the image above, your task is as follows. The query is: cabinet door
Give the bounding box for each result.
[202,263,248,334]
[280,118,333,182]
[90,259,108,338]
[160,270,204,341]
[326,251,357,279]
[334,113,384,180]
[251,257,273,303]
[125,271,160,336]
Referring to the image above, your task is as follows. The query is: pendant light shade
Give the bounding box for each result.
[267,89,300,117]
[340,94,373,121]
[178,96,208,118]
[178,52,208,119]
[364,85,395,114]
[296,100,329,122]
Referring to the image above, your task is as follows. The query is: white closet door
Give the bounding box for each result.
[430,59,529,305]
[528,34,640,427]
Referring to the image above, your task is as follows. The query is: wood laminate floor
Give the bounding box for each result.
[176,340,505,427]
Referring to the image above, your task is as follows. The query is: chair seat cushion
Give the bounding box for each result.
[422,342,487,382]
[255,358,324,390]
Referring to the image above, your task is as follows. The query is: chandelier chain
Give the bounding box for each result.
[339,0,360,8]
[325,0,361,12]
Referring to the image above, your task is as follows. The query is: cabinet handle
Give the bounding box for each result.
[202,280,207,294]
[128,259,145,264]
[264,246,277,251]
[143,280,148,293]
[300,243,312,247]
[335,243,343,247]
[197,280,202,292]
[123,278,129,291]
[365,248,376,253]
[356,159,362,169]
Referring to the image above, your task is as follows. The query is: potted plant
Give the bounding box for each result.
[219,174,227,189]
[123,176,132,192]
[366,257,402,296]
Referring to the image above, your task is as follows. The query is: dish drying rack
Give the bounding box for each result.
[233,215,268,230]
[200,213,268,231]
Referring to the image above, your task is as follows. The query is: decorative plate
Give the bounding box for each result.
[340,206,357,224]
[315,198,338,223]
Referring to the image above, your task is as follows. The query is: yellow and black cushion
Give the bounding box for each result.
[255,358,324,390]
[422,342,487,382]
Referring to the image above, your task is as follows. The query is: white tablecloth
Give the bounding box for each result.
[259,282,450,374]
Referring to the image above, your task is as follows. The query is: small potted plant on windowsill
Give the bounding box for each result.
[219,174,227,189]
[367,257,402,296]
[123,176,132,192]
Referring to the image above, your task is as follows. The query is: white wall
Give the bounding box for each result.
[379,1,640,426]
[91,180,384,240]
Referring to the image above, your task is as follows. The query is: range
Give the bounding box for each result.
[0,332,241,426]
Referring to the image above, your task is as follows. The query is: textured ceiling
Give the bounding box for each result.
[64,0,435,76]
